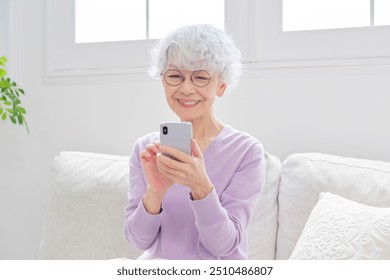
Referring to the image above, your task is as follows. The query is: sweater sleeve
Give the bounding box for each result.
[190,142,266,258]
[124,139,162,250]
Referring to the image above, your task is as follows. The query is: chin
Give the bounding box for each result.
[173,109,204,123]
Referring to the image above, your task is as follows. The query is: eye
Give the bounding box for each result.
[167,74,183,79]
[193,75,209,80]
[192,71,210,81]
[165,70,183,79]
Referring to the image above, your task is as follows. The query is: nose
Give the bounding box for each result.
[179,77,195,96]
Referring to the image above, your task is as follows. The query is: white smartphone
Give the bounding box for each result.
[160,122,192,160]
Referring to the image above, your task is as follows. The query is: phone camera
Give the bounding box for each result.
[162,126,168,135]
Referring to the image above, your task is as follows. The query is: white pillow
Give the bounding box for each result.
[289,192,390,260]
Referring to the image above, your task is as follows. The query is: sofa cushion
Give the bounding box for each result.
[39,151,280,259]
[248,152,281,259]
[39,152,142,259]
[290,192,390,260]
[276,153,390,259]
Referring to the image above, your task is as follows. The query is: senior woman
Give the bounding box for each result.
[125,24,266,260]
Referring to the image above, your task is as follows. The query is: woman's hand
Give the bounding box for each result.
[157,139,213,200]
[140,140,174,214]
[140,140,174,193]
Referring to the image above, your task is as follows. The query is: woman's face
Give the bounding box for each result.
[161,66,227,122]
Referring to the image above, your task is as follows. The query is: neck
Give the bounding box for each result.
[181,114,223,141]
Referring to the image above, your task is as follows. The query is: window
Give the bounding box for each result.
[75,0,146,43]
[375,0,390,26]
[248,0,390,65]
[148,0,224,39]
[75,0,224,43]
[45,0,390,83]
[283,0,390,31]
[45,0,226,82]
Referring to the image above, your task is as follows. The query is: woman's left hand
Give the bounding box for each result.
[157,139,213,200]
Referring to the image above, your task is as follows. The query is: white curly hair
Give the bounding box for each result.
[149,24,242,86]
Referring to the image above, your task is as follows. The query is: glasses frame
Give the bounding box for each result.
[161,69,218,87]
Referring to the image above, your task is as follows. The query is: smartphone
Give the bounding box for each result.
[160,122,192,160]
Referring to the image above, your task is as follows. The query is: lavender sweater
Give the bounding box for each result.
[124,125,266,259]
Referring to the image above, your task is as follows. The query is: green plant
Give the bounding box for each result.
[0,56,28,133]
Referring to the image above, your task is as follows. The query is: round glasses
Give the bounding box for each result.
[162,70,217,87]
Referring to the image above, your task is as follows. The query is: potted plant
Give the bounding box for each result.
[0,56,28,133]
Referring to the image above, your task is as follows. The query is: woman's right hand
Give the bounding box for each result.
[140,141,173,213]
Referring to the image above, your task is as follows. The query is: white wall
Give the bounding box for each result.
[1,0,390,259]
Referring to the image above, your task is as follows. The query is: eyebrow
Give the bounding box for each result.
[167,64,179,69]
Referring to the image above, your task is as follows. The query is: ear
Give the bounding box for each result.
[217,82,227,97]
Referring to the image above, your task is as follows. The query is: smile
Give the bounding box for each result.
[177,99,200,106]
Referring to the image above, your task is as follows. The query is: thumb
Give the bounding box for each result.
[191,139,203,159]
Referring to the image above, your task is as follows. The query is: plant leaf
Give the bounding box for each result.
[12,88,20,97]
[15,88,21,97]
[0,56,28,132]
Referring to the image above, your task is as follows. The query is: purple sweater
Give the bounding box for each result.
[124,125,266,259]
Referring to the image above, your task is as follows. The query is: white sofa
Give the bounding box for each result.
[38,151,390,259]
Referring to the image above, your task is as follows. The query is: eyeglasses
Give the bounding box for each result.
[162,70,217,87]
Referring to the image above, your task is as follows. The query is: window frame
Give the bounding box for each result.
[0,0,8,56]
[44,0,390,84]
[1,0,19,79]
[45,0,156,82]
[252,0,390,65]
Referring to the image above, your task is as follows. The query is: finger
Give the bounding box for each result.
[156,157,172,174]
[152,140,161,148]
[145,143,160,154]
[157,152,182,171]
[140,151,155,165]
[157,158,186,184]
[191,139,203,159]
[160,145,191,163]
[156,156,180,179]
[140,150,152,158]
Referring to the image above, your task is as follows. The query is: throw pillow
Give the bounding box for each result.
[289,192,390,260]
